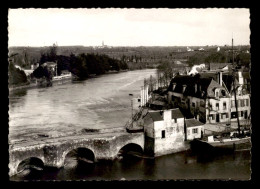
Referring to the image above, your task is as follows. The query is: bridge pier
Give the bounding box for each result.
[43,145,64,168]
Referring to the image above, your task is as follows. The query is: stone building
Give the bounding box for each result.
[143,108,187,156]
[167,70,250,125]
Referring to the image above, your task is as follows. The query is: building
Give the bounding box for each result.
[167,70,250,125]
[185,118,204,140]
[208,63,232,72]
[143,108,187,156]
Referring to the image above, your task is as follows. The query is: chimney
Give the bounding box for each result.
[219,71,223,86]
[163,109,172,121]
[238,71,243,85]
[195,114,200,121]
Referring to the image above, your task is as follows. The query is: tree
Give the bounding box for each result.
[39,44,58,64]
[8,62,28,86]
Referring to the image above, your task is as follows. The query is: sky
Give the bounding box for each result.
[8,8,250,47]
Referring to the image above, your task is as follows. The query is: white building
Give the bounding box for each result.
[143,108,187,156]
[185,118,204,140]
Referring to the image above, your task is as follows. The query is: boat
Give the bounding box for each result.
[52,72,72,81]
[52,64,72,81]
[77,157,94,164]
[190,130,251,153]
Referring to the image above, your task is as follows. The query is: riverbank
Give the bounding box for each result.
[8,68,147,92]
[9,82,36,92]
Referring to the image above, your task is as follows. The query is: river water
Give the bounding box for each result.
[9,69,251,181]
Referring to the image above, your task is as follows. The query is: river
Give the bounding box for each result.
[8,69,251,181]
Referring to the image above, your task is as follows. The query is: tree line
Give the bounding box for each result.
[33,45,129,80]
[187,51,251,68]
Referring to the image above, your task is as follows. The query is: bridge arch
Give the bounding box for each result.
[117,143,144,157]
[62,146,96,167]
[17,157,44,174]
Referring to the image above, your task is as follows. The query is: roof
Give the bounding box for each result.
[168,74,215,99]
[185,119,204,128]
[42,62,57,67]
[171,109,184,119]
[209,63,231,71]
[150,100,165,106]
[242,72,250,80]
[149,112,163,122]
[168,72,233,98]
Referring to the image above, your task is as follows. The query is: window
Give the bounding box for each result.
[200,101,205,107]
[226,113,229,118]
[174,118,177,123]
[221,90,226,96]
[244,110,248,119]
[241,100,244,107]
[231,112,238,118]
[241,111,244,117]
[216,103,219,110]
[138,99,141,102]
[237,100,240,107]
[212,114,215,120]
[192,102,195,107]
[216,91,219,98]
[161,130,165,138]
[246,99,249,106]
[192,128,198,134]
[231,100,235,108]
[223,102,226,110]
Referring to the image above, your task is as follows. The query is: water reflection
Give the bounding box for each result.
[11,150,251,181]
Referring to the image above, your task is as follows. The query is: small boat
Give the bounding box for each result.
[52,72,72,81]
[190,131,251,153]
[77,157,94,164]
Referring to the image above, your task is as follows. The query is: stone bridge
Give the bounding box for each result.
[9,132,144,176]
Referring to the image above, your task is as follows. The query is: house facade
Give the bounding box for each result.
[167,70,250,125]
[185,118,204,140]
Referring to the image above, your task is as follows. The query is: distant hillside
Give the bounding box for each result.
[9,45,250,69]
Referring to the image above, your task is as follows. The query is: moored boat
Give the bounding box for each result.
[52,72,72,81]
[190,131,251,153]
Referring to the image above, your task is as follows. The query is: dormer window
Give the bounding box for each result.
[182,85,187,93]
[221,90,226,97]
[172,83,176,91]
[216,91,219,98]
